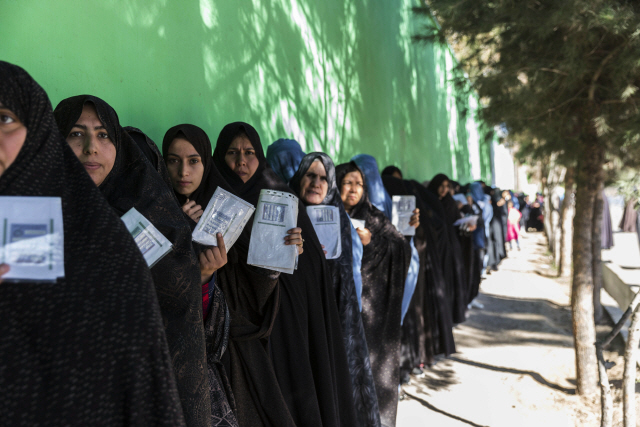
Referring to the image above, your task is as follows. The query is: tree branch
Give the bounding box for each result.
[589,44,625,101]
[527,88,586,119]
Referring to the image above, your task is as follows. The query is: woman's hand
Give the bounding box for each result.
[356,227,371,246]
[199,233,227,285]
[409,208,420,228]
[321,244,328,257]
[285,227,304,255]
[182,199,204,223]
[0,263,9,284]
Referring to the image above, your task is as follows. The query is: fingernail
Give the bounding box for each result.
[217,233,222,237]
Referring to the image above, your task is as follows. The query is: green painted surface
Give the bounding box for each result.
[2,0,492,183]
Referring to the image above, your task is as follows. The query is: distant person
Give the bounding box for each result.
[506,200,522,250]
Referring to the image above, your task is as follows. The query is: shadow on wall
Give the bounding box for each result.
[3,0,490,182]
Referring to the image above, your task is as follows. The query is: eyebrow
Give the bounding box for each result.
[71,124,106,130]
[167,153,201,158]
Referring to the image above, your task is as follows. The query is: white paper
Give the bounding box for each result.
[0,196,64,282]
[192,187,255,252]
[392,195,416,236]
[247,190,298,274]
[453,215,478,228]
[307,205,342,259]
[121,208,173,268]
[350,218,366,230]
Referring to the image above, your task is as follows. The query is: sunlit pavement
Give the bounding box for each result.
[396,232,581,427]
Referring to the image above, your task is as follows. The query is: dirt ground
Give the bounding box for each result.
[396,231,636,427]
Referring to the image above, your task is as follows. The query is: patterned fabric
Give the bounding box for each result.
[54,96,210,427]
[0,61,185,425]
[290,153,381,427]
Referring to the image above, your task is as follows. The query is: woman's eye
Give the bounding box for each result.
[226,150,236,156]
[0,114,16,124]
[69,131,82,137]
[168,159,178,164]
[190,158,199,164]
[98,132,110,139]
[245,150,255,156]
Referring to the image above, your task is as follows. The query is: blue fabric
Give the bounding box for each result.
[352,154,393,218]
[350,222,364,311]
[509,190,520,210]
[470,182,491,249]
[401,238,419,325]
[266,138,306,184]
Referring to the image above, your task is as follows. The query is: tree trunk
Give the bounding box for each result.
[571,125,604,397]
[624,305,640,427]
[593,185,604,323]
[560,167,575,277]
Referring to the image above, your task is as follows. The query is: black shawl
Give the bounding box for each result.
[164,122,293,427]
[125,126,173,191]
[54,96,209,427]
[337,163,410,427]
[0,61,185,425]
[290,153,381,427]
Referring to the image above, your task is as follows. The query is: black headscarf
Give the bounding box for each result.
[425,173,449,199]
[336,162,410,427]
[0,61,185,425]
[381,165,403,179]
[125,126,173,190]
[54,95,209,427]
[290,153,381,427]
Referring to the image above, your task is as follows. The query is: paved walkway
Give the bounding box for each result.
[396,231,589,426]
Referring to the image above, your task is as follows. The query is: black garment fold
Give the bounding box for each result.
[0,61,185,426]
[54,96,209,427]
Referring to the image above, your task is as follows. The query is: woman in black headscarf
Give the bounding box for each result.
[290,153,381,427]
[163,123,297,427]
[425,174,468,324]
[487,187,507,271]
[54,96,210,427]
[211,123,357,427]
[336,161,410,427]
[0,61,184,425]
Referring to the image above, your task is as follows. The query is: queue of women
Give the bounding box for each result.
[0,61,513,427]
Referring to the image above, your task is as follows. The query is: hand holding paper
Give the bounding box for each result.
[199,233,227,284]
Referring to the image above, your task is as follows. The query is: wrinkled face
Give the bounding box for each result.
[340,171,364,211]
[165,138,204,198]
[0,102,27,178]
[299,160,328,205]
[438,180,449,199]
[65,103,116,186]
[225,135,259,183]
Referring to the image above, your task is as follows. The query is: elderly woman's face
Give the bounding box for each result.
[0,102,27,178]
[225,135,259,183]
[340,171,364,211]
[65,103,116,186]
[299,160,328,205]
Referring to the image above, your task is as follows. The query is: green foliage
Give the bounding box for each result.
[414,0,640,165]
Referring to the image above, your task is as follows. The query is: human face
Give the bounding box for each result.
[0,102,27,178]
[392,171,402,179]
[438,180,449,199]
[65,103,116,186]
[299,160,328,205]
[225,135,259,183]
[340,171,364,212]
[165,138,204,198]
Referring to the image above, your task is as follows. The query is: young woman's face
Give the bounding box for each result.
[438,180,449,199]
[225,135,259,183]
[65,103,116,186]
[340,171,364,211]
[165,138,204,198]
[299,160,328,205]
[0,102,27,178]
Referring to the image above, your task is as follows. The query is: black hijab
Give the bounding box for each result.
[381,165,403,179]
[54,95,209,427]
[290,154,381,427]
[336,162,410,427]
[125,125,173,190]
[426,173,449,199]
[0,61,185,425]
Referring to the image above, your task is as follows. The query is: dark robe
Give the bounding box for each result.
[619,199,638,233]
[601,192,614,250]
[290,153,381,427]
[337,163,410,427]
[125,126,174,190]
[163,123,292,427]
[54,96,209,427]
[162,124,239,426]
[0,61,185,425]
[488,190,507,269]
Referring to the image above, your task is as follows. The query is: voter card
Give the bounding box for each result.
[392,195,416,236]
[0,196,64,282]
[307,205,341,259]
[247,190,298,274]
[192,187,255,252]
[121,208,173,268]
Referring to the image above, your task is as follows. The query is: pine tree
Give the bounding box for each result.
[415,0,640,397]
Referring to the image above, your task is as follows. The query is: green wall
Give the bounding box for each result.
[2,0,492,183]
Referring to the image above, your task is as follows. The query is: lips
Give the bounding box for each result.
[178,181,192,187]
[83,162,101,171]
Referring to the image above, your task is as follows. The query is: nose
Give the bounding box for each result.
[83,134,98,155]
[237,152,246,166]
[178,161,187,177]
